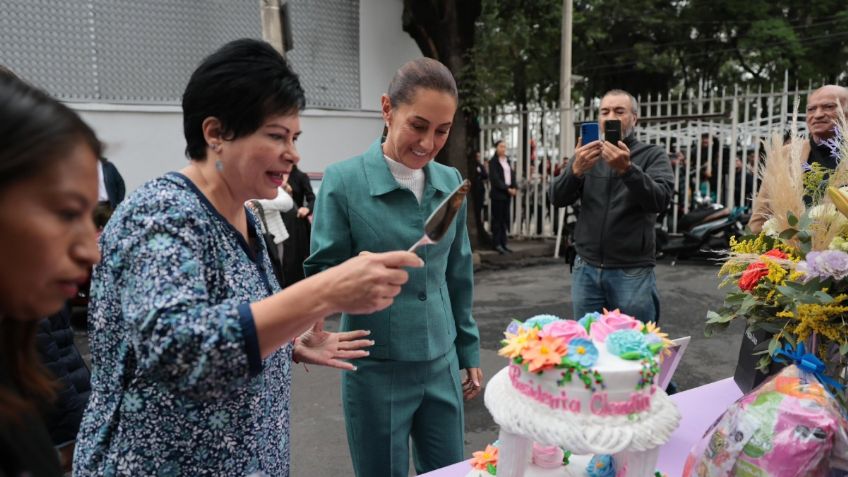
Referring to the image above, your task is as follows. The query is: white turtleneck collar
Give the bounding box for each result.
[384,154,425,203]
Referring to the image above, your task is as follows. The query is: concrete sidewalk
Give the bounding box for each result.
[474,238,559,270]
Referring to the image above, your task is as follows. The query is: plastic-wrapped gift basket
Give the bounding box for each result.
[683,344,848,477]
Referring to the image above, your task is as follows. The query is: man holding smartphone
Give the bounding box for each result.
[550,89,673,325]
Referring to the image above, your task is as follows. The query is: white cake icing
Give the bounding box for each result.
[485,369,679,455]
[504,340,654,418]
[466,312,680,477]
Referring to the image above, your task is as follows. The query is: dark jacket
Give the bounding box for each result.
[35,306,91,447]
[281,166,315,287]
[101,158,125,209]
[473,161,488,202]
[0,334,63,477]
[488,155,514,201]
[550,135,673,268]
[285,166,315,214]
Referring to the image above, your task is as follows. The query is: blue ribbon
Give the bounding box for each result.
[772,342,845,392]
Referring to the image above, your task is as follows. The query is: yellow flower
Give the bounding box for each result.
[729,234,771,254]
[644,321,674,357]
[765,289,777,303]
[498,327,539,359]
[764,259,788,284]
[787,302,848,343]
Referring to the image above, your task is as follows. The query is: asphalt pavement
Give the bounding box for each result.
[289,251,746,477]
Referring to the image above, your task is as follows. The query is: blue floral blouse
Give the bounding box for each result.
[74,173,291,476]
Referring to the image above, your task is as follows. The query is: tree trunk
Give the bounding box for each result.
[401,0,487,247]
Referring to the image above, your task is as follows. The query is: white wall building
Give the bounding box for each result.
[1,0,421,192]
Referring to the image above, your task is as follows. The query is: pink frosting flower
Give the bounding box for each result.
[540,319,588,344]
[532,443,564,469]
[589,309,642,342]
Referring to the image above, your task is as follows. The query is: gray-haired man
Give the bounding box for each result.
[749,84,848,233]
[550,89,674,324]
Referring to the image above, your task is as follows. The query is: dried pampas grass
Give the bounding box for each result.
[756,130,805,235]
[755,98,848,251]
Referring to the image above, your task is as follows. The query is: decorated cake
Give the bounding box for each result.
[467,311,681,477]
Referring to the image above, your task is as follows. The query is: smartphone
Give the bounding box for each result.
[580,122,599,144]
[604,119,622,144]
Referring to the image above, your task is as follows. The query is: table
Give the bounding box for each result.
[420,378,743,476]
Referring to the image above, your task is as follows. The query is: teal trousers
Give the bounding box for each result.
[342,347,465,477]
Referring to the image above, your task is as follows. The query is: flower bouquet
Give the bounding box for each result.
[707,112,848,410]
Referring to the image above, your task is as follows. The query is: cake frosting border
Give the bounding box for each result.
[484,366,681,456]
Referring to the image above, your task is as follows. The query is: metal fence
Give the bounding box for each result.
[478,76,817,241]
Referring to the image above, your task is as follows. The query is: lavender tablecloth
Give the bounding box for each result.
[420,377,743,476]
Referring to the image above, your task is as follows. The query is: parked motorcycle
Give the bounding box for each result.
[656,192,749,265]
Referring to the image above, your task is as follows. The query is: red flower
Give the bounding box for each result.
[738,249,786,292]
[739,262,768,291]
[762,249,788,260]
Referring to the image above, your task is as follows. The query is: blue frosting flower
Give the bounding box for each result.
[606,330,650,360]
[577,312,601,332]
[586,455,615,477]
[565,338,599,367]
[505,320,523,335]
[524,314,560,330]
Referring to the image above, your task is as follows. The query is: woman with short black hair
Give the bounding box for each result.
[73,39,421,475]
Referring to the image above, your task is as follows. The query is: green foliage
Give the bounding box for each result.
[681,0,848,90]
[464,0,848,107]
[803,163,829,203]
[572,0,685,97]
[461,0,562,111]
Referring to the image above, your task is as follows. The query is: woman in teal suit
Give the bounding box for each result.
[305,58,482,477]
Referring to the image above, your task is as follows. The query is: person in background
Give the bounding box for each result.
[549,89,673,324]
[749,84,848,233]
[0,73,101,477]
[733,153,756,209]
[36,304,92,473]
[281,164,315,287]
[669,149,701,211]
[249,186,295,288]
[471,150,489,244]
[305,57,481,477]
[489,139,518,254]
[73,39,422,475]
[97,156,125,211]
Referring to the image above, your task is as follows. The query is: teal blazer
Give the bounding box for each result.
[305,139,480,368]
